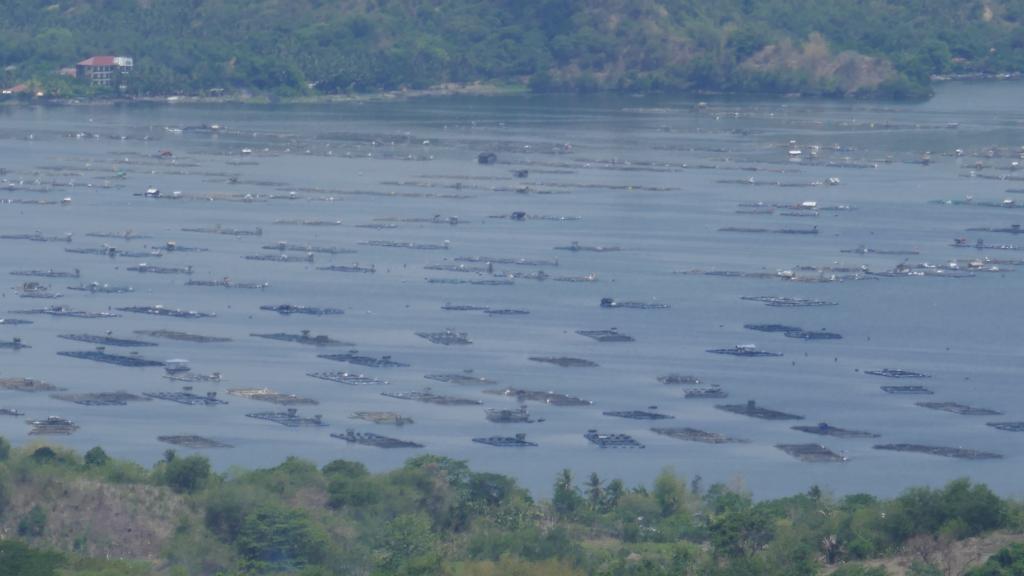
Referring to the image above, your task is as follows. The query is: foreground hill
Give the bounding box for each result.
[3,0,1024,99]
[0,438,1022,575]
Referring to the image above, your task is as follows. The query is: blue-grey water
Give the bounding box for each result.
[0,82,1022,499]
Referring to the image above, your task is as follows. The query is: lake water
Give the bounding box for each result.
[0,82,1022,499]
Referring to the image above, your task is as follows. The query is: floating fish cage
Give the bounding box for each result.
[158,435,232,449]
[382,390,481,406]
[260,304,344,316]
[332,429,421,448]
[485,405,533,423]
[716,400,803,420]
[600,297,670,309]
[228,388,317,406]
[874,444,1002,460]
[116,305,214,319]
[576,329,634,342]
[706,345,783,358]
[916,402,1002,416]
[528,356,598,368]
[603,410,673,420]
[351,412,413,426]
[0,378,61,392]
[651,427,745,444]
[657,374,703,385]
[247,408,326,427]
[776,444,847,463]
[424,372,497,386]
[318,352,409,368]
[740,296,838,307]
[58,334,157,347]
[791,422,879,439]
[52,391,149,406]
[416,329,472,346]
[307,371,390,386]
[57,350,164,368]
[881,385,933,395]
[866,369,931,379]
[485,388,592,406]
[134,330,231,343]
[251,331,352,347]
[145,389,227,406]
[473,433,537,447]
[584,430,644,449]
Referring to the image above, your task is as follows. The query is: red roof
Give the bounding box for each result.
[78,56,118,66]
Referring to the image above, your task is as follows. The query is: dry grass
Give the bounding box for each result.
[1,476,192,560]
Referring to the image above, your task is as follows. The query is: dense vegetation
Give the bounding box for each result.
[3,0,1024,100]
[0,436,1021,575]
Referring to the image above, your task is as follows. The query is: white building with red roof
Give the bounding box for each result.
[76,56,133,88]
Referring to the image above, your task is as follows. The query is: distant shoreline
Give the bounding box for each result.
[4,75,1022,108]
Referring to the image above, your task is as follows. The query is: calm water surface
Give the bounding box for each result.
[0,82,1022,498]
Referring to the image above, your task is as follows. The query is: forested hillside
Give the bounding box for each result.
[0,439,1022,575]
[3,0,1024,99]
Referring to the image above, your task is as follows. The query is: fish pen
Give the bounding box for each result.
[57,350,165,367]
[382,389,482,406]
[145,389,228,406]
[58,334,157,347]
[261,304,345,316]
[251,330,353,347]
[473,433,537,447]
[134,330,231,343]
[307,371,390,386]
[52,392,150,406]
[117,305,214,319]
[485,405,534,423]
[585,430,645,449]
[424,372,497,386]
[716,400,803,420]
[791,422,880,438]
[158,435,232,449]
[485,388,592,406]
[706,345,783,358]
[415,329,472,345]
[0,378,62,392]
[319,352,410,368]
[228,388,318,406]
[874,444,1002,460]
[916,402,1002,416]
[351,412,413,426]
[528,356,598,368]
[650,427,746,444]
[576,329,634,343]
[865,369,930,378]
[603,410,673,420]
[246,408,326,427]
[332,429,422,448]
[657,374,703,385]
[776,444,847,463]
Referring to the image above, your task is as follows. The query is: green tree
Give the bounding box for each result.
[552,469,582,518]
[966,543,1024,575]
[653,467,687,517]
[18,505,47,538]
[84,446,109,468]
[235,505,330,572]
[584,473,603,512]
[163,454,211,494]
[0,540,64,576]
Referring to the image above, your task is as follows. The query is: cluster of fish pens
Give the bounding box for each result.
[1,102,1023,483]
